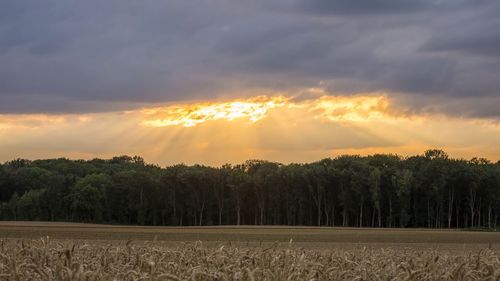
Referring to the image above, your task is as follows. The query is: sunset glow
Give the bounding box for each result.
[141,94,399,128]
[309,95,394,122]
[1,92,499,165]
[142,96,289,127]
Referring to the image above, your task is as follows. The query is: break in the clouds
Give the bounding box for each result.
[0,0,499,117]
[1,94,499,165]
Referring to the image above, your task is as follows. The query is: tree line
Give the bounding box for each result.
[1,150,500,229]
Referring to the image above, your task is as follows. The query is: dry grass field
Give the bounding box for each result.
[1,222,500,280]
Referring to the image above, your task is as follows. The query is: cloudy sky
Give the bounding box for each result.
[1,0,499,165]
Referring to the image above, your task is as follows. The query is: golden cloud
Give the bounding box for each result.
[307,95,393,122]
[140,94,401,128]
[141,96,290,127]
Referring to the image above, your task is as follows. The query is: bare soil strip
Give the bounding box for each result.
[0,222,499,250]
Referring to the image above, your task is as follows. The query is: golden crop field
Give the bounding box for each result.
[1,222,500,280]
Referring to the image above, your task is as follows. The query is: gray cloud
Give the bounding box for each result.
[0,0,499,116]
[295,0,433,15]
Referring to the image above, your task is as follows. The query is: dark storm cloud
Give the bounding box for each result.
[421,19,500,57]
[297,0,432,15]
[0,0,499,116]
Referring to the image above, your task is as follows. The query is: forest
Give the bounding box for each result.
[0,150,499,229]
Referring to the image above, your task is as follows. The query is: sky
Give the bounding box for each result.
[0,0,499,166]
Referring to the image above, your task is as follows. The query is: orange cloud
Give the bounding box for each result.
[141,96,290,127]
[306,95,397,122]
[0,114,67,129]
[140,94,405,128]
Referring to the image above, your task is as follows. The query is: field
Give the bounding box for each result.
[1,222,500,280]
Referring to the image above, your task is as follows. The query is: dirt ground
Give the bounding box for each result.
[1,221,499,251]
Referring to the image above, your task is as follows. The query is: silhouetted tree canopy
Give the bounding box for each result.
[1,150,499,228]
